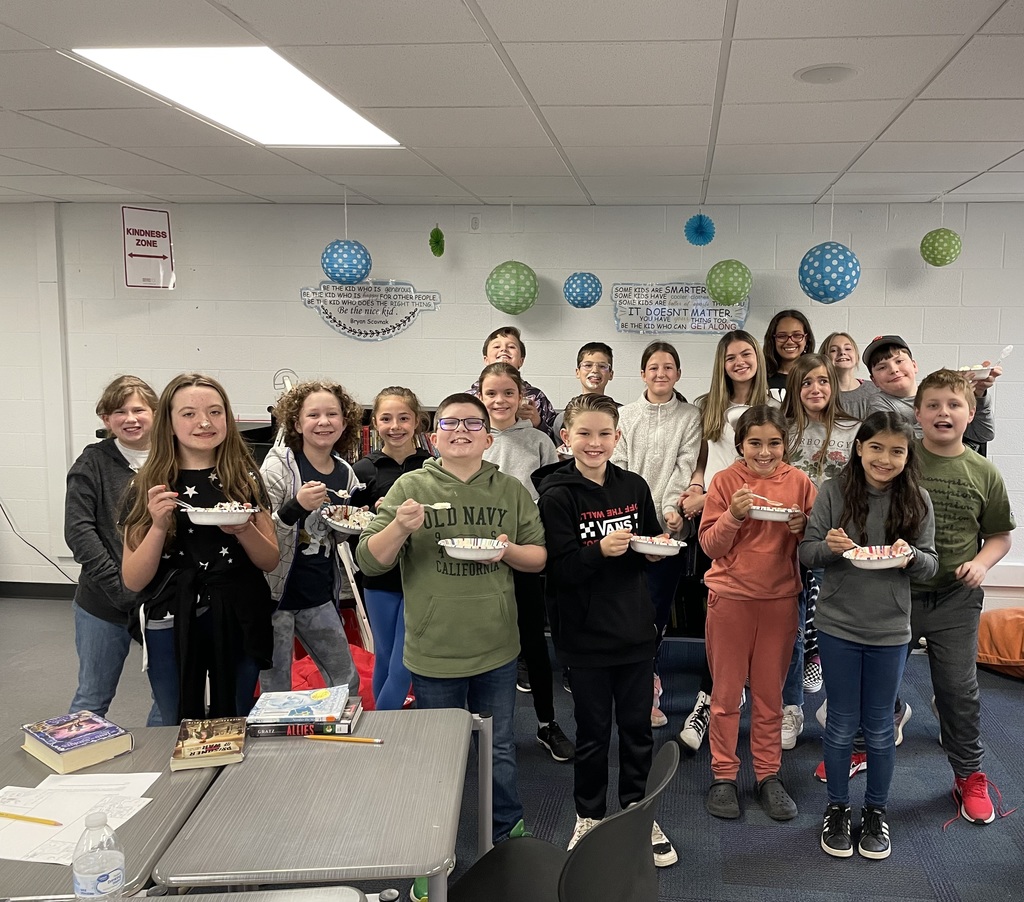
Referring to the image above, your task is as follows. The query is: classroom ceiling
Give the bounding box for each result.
[1,0,1023,206]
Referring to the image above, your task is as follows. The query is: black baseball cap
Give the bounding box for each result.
[863,335,912,370]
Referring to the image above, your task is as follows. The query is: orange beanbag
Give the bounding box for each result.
[977,608,1024,679]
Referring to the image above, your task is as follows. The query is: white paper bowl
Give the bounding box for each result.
[556,444,574,461]
[629,536,686,557]
[186,508,254,526]
[438,537,509,561]
[748,505,794,522]
[322,505,374,535]
[958,365,992,379]
[843,545,912,570]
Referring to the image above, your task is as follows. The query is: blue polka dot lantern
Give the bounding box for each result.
[798,241,861,304]
[321,239,372,284]
[563,271,602,308]
[705,259,752,307]
[485,260,538,315]
[920,228,962,267]
[684,213,716,247]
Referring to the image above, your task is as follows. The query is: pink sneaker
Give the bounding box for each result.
[651,705,668,728]
[954,772,997,824]
[814,752,867,783]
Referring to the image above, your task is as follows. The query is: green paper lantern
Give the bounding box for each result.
[920,228,962,267]
[705,259,752,307]
[485,260,538,315]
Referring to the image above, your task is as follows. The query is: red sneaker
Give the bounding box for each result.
[814,752,868,783]
[954,772,996,824]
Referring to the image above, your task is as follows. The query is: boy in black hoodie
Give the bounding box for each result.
[535,394,678,868]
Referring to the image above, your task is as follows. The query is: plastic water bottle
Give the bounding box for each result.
[72,812,125,902]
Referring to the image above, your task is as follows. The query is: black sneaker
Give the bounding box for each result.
[516,658,531,693]
[820,803,853,858]
[562,668,572,693]
[537,721,575,762]
[757,774,798,821]
[858,806,891,860]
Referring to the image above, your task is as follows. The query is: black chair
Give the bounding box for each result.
[448,741,680,902]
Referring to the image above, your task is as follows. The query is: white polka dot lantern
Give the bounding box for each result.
[563,271,602,308]
[485,260,538,315]
[705,259,752,307]
[920,228,962,267]
[321,239,372,284]
[798,241,861,304]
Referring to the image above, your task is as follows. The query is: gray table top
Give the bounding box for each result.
[153,708,473,889]
[0,726,215,901]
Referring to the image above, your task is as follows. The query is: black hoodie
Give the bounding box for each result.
[535,459,662,667]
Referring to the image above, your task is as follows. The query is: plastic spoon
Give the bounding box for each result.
[994,345,1013,369]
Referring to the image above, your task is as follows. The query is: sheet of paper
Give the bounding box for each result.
[0,786,151,866]
[37,772,161,797]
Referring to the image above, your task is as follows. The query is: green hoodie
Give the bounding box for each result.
[355,459,545,678]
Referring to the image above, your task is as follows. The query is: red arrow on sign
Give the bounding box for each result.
[128,253,169,259]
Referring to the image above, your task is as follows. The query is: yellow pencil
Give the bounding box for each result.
[305,735,383,745]
[0,811,62,826]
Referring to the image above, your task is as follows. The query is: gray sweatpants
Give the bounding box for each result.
[910,582,985,778]
[260,602,360,695]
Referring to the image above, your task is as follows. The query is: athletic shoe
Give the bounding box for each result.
[814,751,868,783]
[679,690,711,751]
[740,686,747,708]
[757,773,798,821]
[651,705,668,728]
[858,806,891,860]
[781,705,804,750]
[706,779,741,819]
[931,695,942,747]
[509,819,532,838]
[516,658,531,693]
[409,855,456,901]
[803,655,824,693]
[654,673,664,699]
[537,721,575,762]
[567,815,601,850]
[651,820,678,867]
[820,803,853,858]
[816,698,828,729]
[893,700,911,747]
[562,668,572,693]
[954,772,996,824]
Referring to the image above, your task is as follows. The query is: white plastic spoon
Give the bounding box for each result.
[994,344,1013,369]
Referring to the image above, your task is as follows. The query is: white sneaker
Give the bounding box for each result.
[651,820,678,867]
[815,698,827,729]
[567,815,601,850]
[781,704,804,750]
[679,690,711,751]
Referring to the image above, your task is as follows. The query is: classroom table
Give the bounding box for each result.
[0,726,215,901]
[153,709,481,902]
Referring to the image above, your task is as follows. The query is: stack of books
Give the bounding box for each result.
[21,711,134,774]
[169,717,247,771]
[246,686,363,737]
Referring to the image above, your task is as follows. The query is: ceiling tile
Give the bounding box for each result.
[0,24,45,50]
[993,150,1024,171]
[286,44,523,108]
[479,195,590,205]
[948,171,1024,193]
[580,175,704,196]
[198,174,350,196]
[414,147,568,177]
[27,108,253,147]
[0,111,103,147]
[981,0,1024,33]
[712,143,861,174]
[706,194,819,204]
[921,36,1024,98]
[364,107,551,147]
[352,195,482,205]
[708,173,834,195]
[0,147,179,175]
[718,100,902,145]
[273,147,437,177]
[852,141,1022,172]
[543,106,712,146]
[0,153,59,175]
[883,100,1024,141]
[565,146,706,176]
[0,174,134,195]
[506,42,719,105]
[734,0,987,38]
[123,146,311,176]
[834,171,978,194]
[457,176,585,200]
[333,175,476,198]
[93,174,247,195]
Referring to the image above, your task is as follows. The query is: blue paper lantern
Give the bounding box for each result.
[321,239,372,284]
[563,271,602,308]
[798,241,861,304]
[684,213,716,247]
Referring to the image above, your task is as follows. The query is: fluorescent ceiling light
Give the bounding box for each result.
[74,47,399,147]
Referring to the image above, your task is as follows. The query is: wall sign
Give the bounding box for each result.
[612,281,748,335]
[301,280,441,341]
[122,206,175,289]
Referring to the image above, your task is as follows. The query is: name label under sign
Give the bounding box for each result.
[301,280,441,341]
[612,282,748,335]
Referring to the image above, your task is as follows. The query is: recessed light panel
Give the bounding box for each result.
[795,65,859,85]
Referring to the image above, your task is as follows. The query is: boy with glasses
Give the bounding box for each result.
[554,342,617,435]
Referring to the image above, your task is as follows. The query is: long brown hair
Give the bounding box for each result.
[782,354,857,482]
[123,373,265,550]
[697,331,768,442]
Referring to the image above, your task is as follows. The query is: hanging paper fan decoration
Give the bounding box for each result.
[684,213,716,247]
[563,271,602,308]
[321,239,372,284]
[485,260,538,315]
[429,224,445,257]
[798,241,861,304]
[920,227,961,267]
[705,259,752,306]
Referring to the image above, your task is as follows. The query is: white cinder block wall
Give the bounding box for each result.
[1,201,1022,603]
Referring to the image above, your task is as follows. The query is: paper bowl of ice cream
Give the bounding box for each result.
[843,545,912,570]
[957,364,992,380]
[438,537,509,561]
[322,505,375,535]
[629,535,686,557]
[748,505,796,522]
[186,503,256,526]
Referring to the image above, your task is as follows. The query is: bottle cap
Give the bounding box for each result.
[84,812,108,828]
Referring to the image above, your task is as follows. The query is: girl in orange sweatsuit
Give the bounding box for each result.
[699,405,817,822]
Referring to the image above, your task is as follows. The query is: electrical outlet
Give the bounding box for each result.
[469,215,481,232]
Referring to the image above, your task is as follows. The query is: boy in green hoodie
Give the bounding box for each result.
[356,392,546,855]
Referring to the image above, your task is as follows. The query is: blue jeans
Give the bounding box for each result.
[364,589,412,711]
[818,631,907,808]
[70,603,163,726]
[260,603,360,695]
[411,658,522,841]
[782,583,808,708]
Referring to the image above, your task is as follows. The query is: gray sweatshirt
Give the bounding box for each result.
[484,418,559,501]
[800,477,938,646]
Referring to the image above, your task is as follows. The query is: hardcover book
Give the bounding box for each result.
[169,716,247,771]
[22,711,134,774]
[246,685,351,724]
[246,697,363,737]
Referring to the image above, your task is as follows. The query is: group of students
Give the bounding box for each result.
[63,314,1013,888]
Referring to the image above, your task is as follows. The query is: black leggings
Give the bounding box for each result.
[515,570,555,723]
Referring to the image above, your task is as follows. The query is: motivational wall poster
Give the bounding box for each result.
[301,280,441,341]
[612,282,748,335]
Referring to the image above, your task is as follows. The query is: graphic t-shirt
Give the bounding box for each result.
[788,418,860,487]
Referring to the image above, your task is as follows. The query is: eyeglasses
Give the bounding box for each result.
[774,331,806,343]
[437,417,487,432]
[579,362,611,373]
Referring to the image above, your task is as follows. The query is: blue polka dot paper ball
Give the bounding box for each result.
[486,260,538,315]
[798,241,861,304]
[321,239,372,284]
[563,271,602,308]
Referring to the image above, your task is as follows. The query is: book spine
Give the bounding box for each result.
[247,721,355,737]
